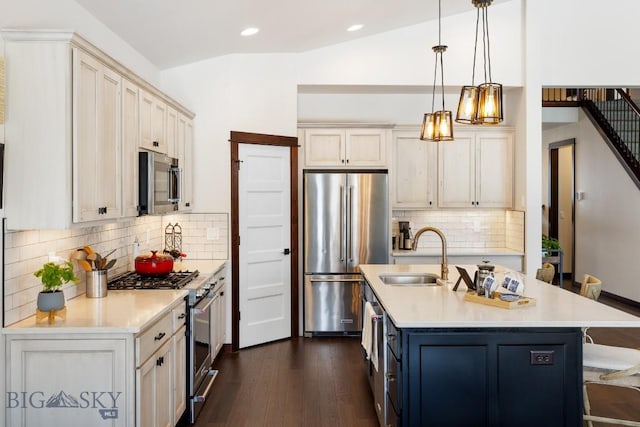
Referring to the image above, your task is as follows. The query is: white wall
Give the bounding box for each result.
[543,112,640,302]
[160,54,299,213]
[538,0,640,86]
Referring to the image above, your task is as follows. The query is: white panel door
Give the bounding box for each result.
[238,144,291,348]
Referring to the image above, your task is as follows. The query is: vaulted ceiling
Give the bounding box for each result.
[74,0,511,69]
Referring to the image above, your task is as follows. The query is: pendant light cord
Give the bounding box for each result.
[471,6,480,86]
[484,6,492,83]
[438,0,445,111]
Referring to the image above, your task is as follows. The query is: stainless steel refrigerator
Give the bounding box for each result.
[304,170,389,334]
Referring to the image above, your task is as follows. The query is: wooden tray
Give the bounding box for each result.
[464,292,536,309]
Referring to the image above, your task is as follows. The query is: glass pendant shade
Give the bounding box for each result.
[456,0,503,125]
[456,85,480,124]
[476,82,503,124]
[421,111,453,141]
[420,113,437,141]
[435,111,454,141]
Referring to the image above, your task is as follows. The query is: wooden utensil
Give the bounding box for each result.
[78,259,93,272]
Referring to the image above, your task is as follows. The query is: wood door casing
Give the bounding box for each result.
[229,131,298,352]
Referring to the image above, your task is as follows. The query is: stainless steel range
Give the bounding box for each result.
[107,270,199,290]
[108,269,217,424]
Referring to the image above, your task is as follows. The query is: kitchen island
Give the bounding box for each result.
[360,264,640,427]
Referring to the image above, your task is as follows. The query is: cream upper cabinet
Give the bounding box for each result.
[178,113,194,211]
[438,128,514,208]
[140,89,168,154]
[122,78,140,218]
[72,49,122,222]
[392,129,438,209]
[2,30,194,229]
[166,106,179,159]
[302,127,388,168]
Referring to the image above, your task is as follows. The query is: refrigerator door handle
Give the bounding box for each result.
[339,185,345,262]
[348,185,354,263]
[309,278,364,283]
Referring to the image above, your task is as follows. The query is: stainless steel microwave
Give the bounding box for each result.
[138,151,180,215]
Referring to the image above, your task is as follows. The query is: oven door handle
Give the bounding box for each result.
[193,296,214,314]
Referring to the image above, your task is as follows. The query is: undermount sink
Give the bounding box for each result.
[378,273,441,286]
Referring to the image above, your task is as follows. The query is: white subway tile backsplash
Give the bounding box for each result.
[3,212,229,325]
[394,209,524,251]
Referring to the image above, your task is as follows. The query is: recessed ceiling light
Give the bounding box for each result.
[241,27,260,37]
[347,24,364,32]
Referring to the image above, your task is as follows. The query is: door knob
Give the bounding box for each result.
[283,248,290,255]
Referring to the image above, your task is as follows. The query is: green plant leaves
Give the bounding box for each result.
[34,261,79,292]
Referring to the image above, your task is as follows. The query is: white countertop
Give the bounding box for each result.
[393,247,524,257]
[360,264,640,328]
[4,290,188,335]
[4,259,227,335]
[175,258,226,276]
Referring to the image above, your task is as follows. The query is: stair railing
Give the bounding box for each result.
[580,88,640,189]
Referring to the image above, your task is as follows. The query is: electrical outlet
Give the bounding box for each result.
[206,227,220,241]
[530,350,554,365]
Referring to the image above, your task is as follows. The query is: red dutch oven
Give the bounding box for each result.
[135,250,174,275]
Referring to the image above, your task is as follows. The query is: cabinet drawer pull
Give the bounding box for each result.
[177,313,186,319]
[154,332,166,341]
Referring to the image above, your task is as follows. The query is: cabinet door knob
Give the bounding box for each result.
[153,141,159,147]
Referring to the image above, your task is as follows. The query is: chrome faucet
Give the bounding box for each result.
[412,226,449,281]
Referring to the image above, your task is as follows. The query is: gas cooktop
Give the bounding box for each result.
[107,270,200,290]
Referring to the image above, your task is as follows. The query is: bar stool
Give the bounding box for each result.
[580,274,602,301]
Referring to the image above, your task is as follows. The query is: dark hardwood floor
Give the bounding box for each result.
[194,336,377,427]
[193,285,639,427]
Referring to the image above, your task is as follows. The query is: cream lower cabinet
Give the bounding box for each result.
[5,336,132,427]
[438,128,514,209]
[209,264,227,359]
[137,340,173,427]
[5,301,187,427]
[392,129,438,209]
[301,127,388,168]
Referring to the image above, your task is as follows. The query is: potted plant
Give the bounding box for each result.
[541,234,560,257]
[34,261,79,311]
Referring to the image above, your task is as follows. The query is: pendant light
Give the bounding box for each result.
[456,0,503,125]
[420,0,453,142]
